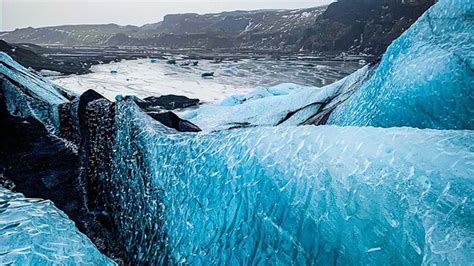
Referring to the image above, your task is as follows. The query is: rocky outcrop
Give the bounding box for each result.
[0,40,91,75]
[147,111,202,132]
[136,94,200,111]
[299,0,435,56]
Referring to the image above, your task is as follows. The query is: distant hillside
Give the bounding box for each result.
[0,24,138,46]
[0,8,325,51]
[0,1,435,56]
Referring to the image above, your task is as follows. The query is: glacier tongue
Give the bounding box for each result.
[110,98,473,265]
[0,186,115,265]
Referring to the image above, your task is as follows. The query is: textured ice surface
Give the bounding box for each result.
[0,186,115,265]
[327,0,474,129]
[188,0,473,131]
[110,99,474,265]
[186,66,370,131]
[0,52,70,131]
[219,83,305,106]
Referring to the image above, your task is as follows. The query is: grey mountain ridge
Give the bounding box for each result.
[1,0,434,56]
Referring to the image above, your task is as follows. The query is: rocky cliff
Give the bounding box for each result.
[299,0,435,56]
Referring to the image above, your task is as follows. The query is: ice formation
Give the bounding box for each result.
[188,0,473,131]
[53,58,360,103]
[327,0,474,129]
[185,66,371,131]
[0,52,72,132]
[110,98,473,264]
[0,187,115,265]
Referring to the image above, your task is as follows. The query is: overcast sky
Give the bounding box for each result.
[0,0,334,31]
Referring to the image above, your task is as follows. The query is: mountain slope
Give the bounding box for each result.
[0,24,138,46]
[299,0,435,55]
[0,8,326,51]
[0,1,435,55]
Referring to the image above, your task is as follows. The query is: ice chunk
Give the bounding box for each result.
[0,186,115,265]
[0,53,69,105]
[0,52,72,132]
[109,99,474,265]
[218,83,306,106]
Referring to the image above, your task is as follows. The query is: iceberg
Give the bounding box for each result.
[109,98,473,265]
[188,0,473,131]
[0,186,115,265]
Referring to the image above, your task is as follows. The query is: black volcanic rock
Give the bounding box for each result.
[147,111,202,132]
[0,40,91,75]
[137,94,200,111]
[126,95,202,132]
[201,72,214,78]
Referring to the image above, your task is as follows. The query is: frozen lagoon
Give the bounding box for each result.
[52,57,362,104]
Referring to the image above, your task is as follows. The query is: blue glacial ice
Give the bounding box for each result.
[0,186,115,265]
[109,98,473,265]
[0,52,71,132]
[187,0,473,131]
[0,0,472,264]
[327,0,474,129]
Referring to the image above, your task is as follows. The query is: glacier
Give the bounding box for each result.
[110,98,473,265]
[0,0,472,264]
[187,0,473,131]
[0,186,115,265]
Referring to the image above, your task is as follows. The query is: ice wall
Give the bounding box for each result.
[0,186,115,265]
[111,99,473,265]
[327,0,474,129]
